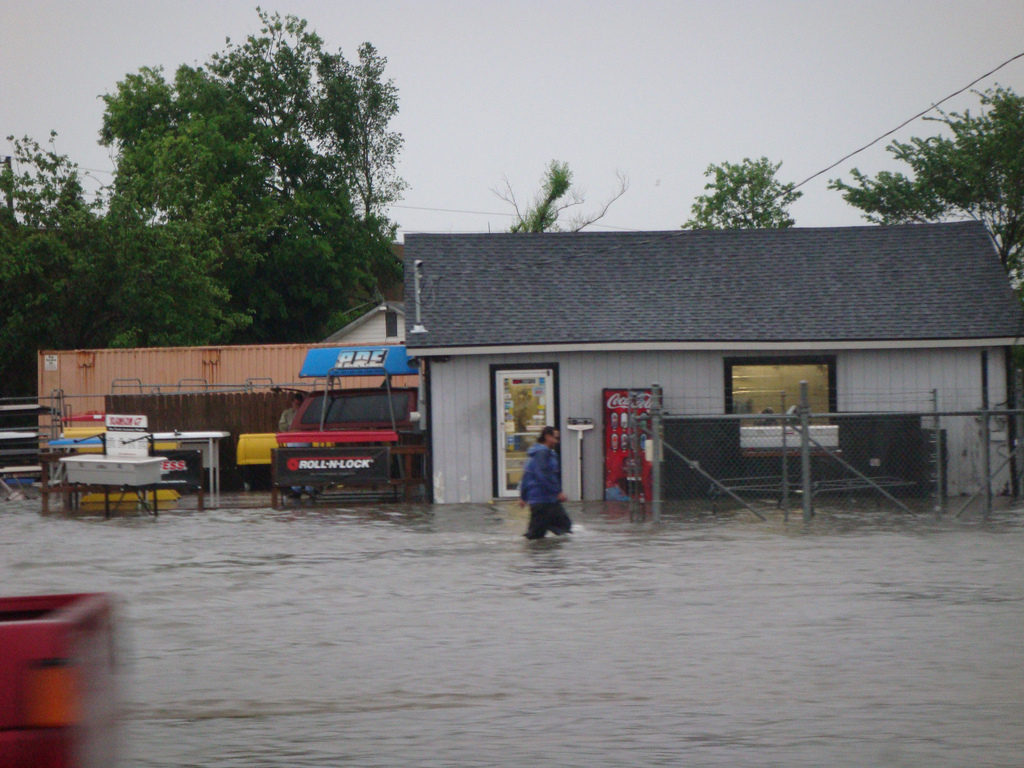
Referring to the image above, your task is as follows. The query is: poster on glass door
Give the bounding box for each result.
[497,370,554,497]
[602,388,652,501]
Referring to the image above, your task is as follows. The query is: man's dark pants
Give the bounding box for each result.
[525,502,573,540]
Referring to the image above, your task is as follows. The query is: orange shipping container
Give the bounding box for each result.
[38,344,418,420]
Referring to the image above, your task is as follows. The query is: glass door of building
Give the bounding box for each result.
[495,369,555,498]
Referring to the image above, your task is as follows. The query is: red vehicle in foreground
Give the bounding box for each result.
[0,593,118,768]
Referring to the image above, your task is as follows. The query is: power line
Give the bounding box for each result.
[392,204,641,232]
[397,220,641,236]
[792,49,1024,190]
[392,203,510,217]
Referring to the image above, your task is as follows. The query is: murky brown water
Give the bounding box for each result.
[2,498,1023,767]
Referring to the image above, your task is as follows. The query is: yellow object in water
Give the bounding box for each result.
[78,489,180,511]
[236,433,342,465]
[236,433,278,466]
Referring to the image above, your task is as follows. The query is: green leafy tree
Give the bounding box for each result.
[830,86,1024,275]
[682,157,802,229]
[496,160,628,232]
[320,43,408,225]
[0,135,242,396]
[100,10,405,342]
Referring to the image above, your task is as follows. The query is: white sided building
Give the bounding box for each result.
[403,223,1023,504]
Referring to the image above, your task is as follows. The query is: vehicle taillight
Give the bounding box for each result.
[26,658,80,727]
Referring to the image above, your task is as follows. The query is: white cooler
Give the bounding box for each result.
[60,455,167,486]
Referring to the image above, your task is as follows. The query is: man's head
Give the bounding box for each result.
[538,426,560,447]
[291,393,304,407]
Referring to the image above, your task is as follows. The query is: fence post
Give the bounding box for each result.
[800,381,812,521]
[933,388,943,515]
[650,383,663,522]
[1015,369,1023,499]
[780,391,789,520]
[982,406,992,518]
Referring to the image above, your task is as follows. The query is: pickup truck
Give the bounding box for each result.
[0,593,118,768]
[238,345,424,498]
[288,387,418,433]
[238,387,419,467]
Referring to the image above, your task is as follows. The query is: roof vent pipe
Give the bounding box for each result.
[410,259,428,334]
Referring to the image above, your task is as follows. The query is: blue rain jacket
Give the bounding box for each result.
[519,443,562,504]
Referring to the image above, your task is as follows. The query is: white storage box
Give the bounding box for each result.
[60,455,167,486]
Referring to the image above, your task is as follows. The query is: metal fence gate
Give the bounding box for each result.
[633,382,1023,521]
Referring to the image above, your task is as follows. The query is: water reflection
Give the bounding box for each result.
[1,496,1022,767]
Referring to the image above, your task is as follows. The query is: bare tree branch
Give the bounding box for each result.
[567,171,629,231]
[495,162,629,232]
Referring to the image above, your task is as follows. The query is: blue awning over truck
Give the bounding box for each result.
[299,345,418,378]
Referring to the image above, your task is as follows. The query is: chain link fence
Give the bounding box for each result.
[634,383,1023,520]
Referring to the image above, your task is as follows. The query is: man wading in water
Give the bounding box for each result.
[518,426,572,540]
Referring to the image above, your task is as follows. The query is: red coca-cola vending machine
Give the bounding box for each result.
[602,388,652,501]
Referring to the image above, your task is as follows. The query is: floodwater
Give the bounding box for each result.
[1,497,1023,767]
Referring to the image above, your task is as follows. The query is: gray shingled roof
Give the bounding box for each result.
[403,222,1023,350]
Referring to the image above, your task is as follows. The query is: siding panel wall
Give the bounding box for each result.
[341,314,406,345]
[840,346,1009,494]
[428,350,722,503]
[428,346,1008,503]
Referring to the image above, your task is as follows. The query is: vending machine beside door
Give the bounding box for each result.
[602,388,652,501]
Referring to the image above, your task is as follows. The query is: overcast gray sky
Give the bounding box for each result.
[4,1,1024,240]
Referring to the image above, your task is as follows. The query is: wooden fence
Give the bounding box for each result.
[109,392,293,491]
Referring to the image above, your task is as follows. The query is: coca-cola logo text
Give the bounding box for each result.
[606,392,652,411]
